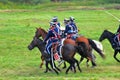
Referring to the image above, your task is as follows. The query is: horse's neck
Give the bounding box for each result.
[106,31,114,44]
[42,33,47,39]
[41,30,47,39]
[37,41,45,54]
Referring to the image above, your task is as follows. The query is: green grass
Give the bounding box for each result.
[0,8,120,80]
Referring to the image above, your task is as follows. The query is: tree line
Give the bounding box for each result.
[0,0,120,4]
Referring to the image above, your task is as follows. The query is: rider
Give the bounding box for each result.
[114,25,120,48]
[64,17,78,40]
[69,16,78,34]
[50,16,60,28]
[50,16,62,36]
[44,22,61,61]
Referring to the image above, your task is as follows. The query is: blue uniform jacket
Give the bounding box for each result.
[69,22,78,33]
[44,27,60,43]
[64,24,74,34]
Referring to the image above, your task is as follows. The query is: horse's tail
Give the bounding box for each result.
[88,38,105,59]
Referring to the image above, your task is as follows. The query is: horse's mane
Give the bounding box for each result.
[104,29,114,35]
[39,27,48,34]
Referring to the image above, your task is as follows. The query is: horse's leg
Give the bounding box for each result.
[72,62,76,73]
[50,61,59,75]
[86,59,89,67]
[91,58,97,68]
[79,57,84,64]
[62,61,67,69]
[91,53,97,67]
[74,58,82,72]
[54,62,61,72]
[44,61,49,73]
[66,63,72,74]
[66,58,76,74]
[40,55,44,68]
[46,61,52,72]
[65,59,73,74]
[114,50,120,62]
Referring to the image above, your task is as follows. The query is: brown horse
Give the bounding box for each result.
[34,27,105,67]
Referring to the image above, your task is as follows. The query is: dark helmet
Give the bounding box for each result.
[52,16,58,22]
[69,16,75,22]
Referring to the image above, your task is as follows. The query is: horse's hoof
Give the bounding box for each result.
[91,66,96,68]
[44,70,48,73]
[86,65,89,67]
[40,66,42,68]
[56,72,59,75]
[65,72,68,74]
[74,70,76,73]
[80,70,82,72]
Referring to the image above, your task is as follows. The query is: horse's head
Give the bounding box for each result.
[28,37,43,50]
[34,28,42,38]
[99,30,108,42]
[34,27,47,39]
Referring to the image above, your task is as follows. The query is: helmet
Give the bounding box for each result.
[50,22,56,27]
[69,16,75,21]
[64,18,69,24]
[52,16,58,22]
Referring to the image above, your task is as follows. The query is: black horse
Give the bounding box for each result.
[28,37,82,74]
[28,37,61,74]
[99,30,120,62]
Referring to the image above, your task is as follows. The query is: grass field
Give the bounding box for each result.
[0,7,120,80]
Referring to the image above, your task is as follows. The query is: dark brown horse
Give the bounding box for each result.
[34,27,105,67]
[28,37,61,74]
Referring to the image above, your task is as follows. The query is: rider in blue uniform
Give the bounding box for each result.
[69,16,78,34]
[50,16,60,28]
[50,16,62,36]
[44,22,61,61]
[44,23,60,54]
[64,17,78,40]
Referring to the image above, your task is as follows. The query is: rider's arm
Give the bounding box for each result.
[44,31,51,42]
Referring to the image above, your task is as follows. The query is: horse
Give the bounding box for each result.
[28,37,82,74]
[99,29,120,62]
[34,27,105,67]
[28,37,61,74]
